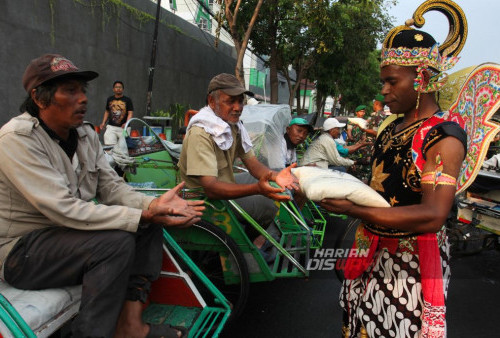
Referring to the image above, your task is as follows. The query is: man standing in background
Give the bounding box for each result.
[367,93,387,135]
[100,80,134,145]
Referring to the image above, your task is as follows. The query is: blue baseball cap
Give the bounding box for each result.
[289,118,313,132]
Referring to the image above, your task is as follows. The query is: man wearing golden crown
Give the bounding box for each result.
[320,0,472,336]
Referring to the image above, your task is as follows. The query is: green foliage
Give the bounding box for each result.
[310,0,394,113]
[150,109,170,118]
[241,0,393,112]
[152,103,191,139]
[170,103,190,139]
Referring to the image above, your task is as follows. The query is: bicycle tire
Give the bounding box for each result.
[169,220,250,320]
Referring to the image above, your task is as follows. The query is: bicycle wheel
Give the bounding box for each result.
[334,218,360,283]
[168,220,250,320]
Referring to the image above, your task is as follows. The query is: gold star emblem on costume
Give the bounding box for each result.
[389,196,399,206]
[370,160,390,192]
[414,34,424,41]
[394,153,402,164]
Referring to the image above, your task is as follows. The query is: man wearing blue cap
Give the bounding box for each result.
[283,117,314,167]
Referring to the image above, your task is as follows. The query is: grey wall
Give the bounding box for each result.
[0,0,236,127]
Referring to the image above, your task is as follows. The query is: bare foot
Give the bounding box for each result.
[114,322,148,338]
[114,301,149,338]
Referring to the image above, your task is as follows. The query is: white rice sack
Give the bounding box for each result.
[348,117,368,129]
[292,166,390,207]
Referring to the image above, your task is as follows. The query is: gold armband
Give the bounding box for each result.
[421,171,457,189]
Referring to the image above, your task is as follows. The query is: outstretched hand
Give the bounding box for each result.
[146,182,205,228]
[275,163,299,191]
[257,172,291,201]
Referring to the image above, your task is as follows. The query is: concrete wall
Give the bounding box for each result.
[0,0,236,127]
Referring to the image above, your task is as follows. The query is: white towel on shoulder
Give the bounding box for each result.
[187,106,253,152]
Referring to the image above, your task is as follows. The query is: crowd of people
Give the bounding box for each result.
[0,1,477,336]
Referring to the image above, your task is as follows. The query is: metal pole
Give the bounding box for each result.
[146,0,162,116]
[302,78,307,113]
[262,73,267,103]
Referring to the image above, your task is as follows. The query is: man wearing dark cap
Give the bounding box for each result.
[178,73,298,259]
[346,104,375,182]
[0,54,204,337]
[320,1,469,336]
[366,93,387,134]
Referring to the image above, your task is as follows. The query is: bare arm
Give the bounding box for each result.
[346,125,353,140]
[344,141,371,154]
[100,110,109,130]
[122,110,133,128]
[244,155,275,181]
[363,128,377,137]
[194,155,296,201]
[320,137,465,233]
[198,173,289,201]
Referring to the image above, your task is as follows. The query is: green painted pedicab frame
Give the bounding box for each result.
[0,227,231,338]
[121,118,331,318]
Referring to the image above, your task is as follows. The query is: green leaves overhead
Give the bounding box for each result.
[235,0,394,111]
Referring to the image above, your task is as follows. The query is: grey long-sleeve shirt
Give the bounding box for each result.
[299,132,354,169]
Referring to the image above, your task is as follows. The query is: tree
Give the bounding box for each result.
[248,0,293,104]
[311,0,393,115]
[223,0,264,84]
[249,0,331,106]
[248,0,393,112]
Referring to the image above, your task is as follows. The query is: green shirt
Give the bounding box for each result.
[178,125,255,188]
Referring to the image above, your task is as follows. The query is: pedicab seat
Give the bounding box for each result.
[0,279,81,337]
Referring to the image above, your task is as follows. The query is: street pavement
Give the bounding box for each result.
[221,215,500,338]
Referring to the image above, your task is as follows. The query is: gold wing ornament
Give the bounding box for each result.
[449,63,500,194]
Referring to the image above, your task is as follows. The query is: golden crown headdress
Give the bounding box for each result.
[381,0,468,93]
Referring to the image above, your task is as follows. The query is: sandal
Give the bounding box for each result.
[146,323,187,338]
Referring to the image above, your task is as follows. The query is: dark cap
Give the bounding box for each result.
[355,104,367,112]
[374,93,385,103]
[207,73,254,96]
[389,29,437,50]
[22,54,98,92]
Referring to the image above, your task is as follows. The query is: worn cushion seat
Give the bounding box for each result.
[0,280,81,337]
